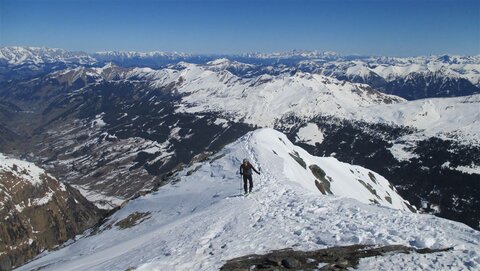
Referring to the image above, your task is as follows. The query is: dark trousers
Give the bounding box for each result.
[243,174,253,193]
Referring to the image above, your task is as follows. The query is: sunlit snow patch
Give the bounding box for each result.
[296,123,324,146]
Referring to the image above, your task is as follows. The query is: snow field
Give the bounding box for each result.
[295,123,324,145]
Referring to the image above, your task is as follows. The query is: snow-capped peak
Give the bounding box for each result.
[206,58,231,66]
[345,61,372,76]
[206,58,256,70]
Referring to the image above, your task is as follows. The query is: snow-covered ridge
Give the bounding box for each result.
[250,129,413,210]
[48,62,479,145]
[93,50,191,59]
[17,129,479,271]
[320,55,480,86]
[353,94,480,145]
[136,64,404,126]
[206,58,256,71]
[162,63,479,145]
[45,62,404,126]
[129,63,479,145]
[242,49,339,59]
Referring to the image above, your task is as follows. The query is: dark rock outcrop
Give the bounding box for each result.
[220,244,453,270]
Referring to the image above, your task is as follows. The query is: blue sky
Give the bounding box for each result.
[0,0,478,56]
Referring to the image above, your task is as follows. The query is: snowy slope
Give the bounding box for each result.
[130,63,479,145]
[152,62,480,145]
[353,94,480,145]
[17,129,479,271]
[40,62,480,146]
[173,66,402,125]
[122,63,404,126]
[42,63,480,174]
[45,62,404,127]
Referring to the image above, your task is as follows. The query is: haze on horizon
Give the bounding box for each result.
[0,0,479,56]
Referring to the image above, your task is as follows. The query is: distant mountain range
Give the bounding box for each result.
[1,46,479,100]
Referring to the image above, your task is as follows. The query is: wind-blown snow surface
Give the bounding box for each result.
[18,129,479,271]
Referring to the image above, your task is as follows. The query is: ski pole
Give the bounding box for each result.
[240,174,243,195]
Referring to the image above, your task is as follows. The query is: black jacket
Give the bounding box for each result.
[240,163,259,176]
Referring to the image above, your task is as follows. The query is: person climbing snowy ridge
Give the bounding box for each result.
[239,158,260,195]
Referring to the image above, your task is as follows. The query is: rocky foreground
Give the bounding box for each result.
[220,244,453,271]
[0,154,104,270]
